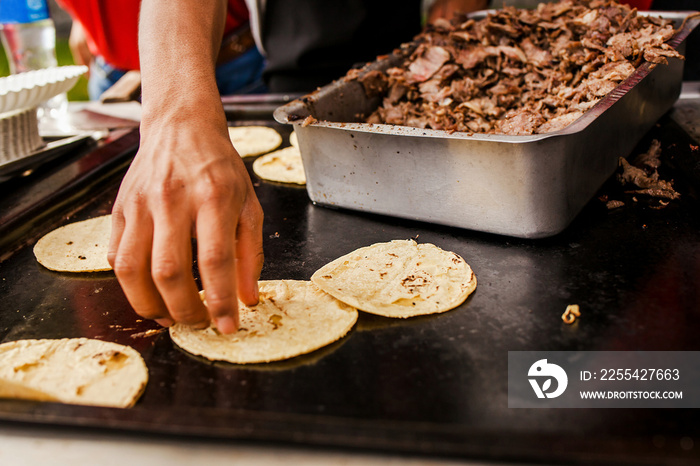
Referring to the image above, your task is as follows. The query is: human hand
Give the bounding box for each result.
[108,115,263,334]
[68,21,93,70]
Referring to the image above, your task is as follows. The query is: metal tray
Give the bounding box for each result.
[0,133,94,182]
[275,11,699,238]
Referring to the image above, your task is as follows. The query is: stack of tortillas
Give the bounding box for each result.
[170,281,357,364]
[34,215,112,272]
[0,338,148,408]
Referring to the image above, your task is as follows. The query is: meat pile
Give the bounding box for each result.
[355,0,682,135]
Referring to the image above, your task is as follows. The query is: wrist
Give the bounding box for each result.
[140,92,227,138]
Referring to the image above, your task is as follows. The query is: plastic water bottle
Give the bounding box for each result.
[0,0,68,121]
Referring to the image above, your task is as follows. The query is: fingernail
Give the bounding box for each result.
[155,318,174,328]
[253,285,259,302]
[215,316,237,334]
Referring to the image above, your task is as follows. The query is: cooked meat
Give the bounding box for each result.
[494,110,546,135]
[606,199,625,209]
[633,138,662,169]
[644,43,682,65]
[352,0,682,135]
[617,143,680,201]
[617,157,675,191]
[601,139,680,209]
[536,111,583,133]
[626,188,680,200]
[358,70,388,98]
[407,45,451,83]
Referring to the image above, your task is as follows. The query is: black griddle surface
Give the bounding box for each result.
[0,116,699,465]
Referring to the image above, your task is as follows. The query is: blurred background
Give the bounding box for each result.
[0,0,87,100]
[0,0,613,102]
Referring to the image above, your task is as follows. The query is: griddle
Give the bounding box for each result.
[0,100,699,465]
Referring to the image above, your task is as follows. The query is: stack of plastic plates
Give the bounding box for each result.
[0,66,87,163]
[0,106,43,162]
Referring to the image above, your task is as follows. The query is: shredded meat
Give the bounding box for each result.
[358,70,388,98]
[632,138,662,169]
[599,139,679,209]
[352,0,683,135]
[615,139,680,202]
[606,199,625,209]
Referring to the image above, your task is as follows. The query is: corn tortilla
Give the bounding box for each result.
[311,240,476,318]
[228,126,282,157]
[34,215,112,272]
[170,280,358,364]
[252,146,306,185]
[0,338,148,408]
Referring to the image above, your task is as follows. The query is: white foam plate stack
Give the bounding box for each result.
[0,66,87,114]
[0,66,87,163]
[0,106,43,162]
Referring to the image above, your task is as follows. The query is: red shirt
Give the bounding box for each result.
[56,0,250,71]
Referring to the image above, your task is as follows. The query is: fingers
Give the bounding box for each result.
[107,210,125,269]
[110,209,175,325]
[111,184,261,333]
[151,207,209,328]
[110,207,171,324]
[109,132,265,333]
[111,199,209,329]
[236,196,264,307]
[195,198,240,334]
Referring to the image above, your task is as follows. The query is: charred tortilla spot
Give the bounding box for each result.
[269,314,283,330]
[14,362,40,373]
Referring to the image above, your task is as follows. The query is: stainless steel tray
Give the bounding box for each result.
[275,11,699,238]
[0,133,95,182]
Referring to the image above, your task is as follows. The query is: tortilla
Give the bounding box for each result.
[311,239,476,318]
[228,126,282,157]
[289,130,298,148]
[34,215,112,272]
[170,280,358,364]
[252,146,306,184]
[0,338,148,408]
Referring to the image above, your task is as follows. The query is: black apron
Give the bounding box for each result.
[260,0,422,92]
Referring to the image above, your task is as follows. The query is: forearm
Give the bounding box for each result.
[138,0,228,131]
